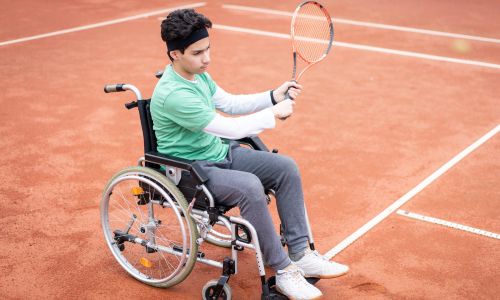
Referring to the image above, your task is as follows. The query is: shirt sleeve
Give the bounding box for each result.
[163,89,216,132]
[202,108,276,139]
[212,85,273,115]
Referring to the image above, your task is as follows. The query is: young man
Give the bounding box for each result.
[151,9,349,300]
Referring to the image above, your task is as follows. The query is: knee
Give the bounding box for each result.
[242,174,265,196]
[278,155,300,178]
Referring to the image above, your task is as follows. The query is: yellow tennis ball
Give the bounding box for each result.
[451,39,471,53]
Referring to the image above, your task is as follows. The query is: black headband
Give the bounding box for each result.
[167,27,209,51]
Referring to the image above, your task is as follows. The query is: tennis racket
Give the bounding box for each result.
[285,1,334,99]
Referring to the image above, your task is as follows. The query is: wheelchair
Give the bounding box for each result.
[101,73,320,299]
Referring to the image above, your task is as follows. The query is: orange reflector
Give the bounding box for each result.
[131,186,144,196]
[140,257,152,268]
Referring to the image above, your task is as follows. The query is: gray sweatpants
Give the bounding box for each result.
[197,142,309,271]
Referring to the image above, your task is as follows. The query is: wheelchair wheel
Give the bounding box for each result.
[204,217,237,248]
[194,216,232,248]
[202,279,232,300]
[203,190,273,248]
[101,166,199,288]
[202,218,248,248]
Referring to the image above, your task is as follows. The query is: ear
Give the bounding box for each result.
[170,50,181,61]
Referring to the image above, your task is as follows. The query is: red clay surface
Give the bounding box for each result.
[0,1,498,299]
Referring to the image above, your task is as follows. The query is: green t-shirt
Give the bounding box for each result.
[150,65,229,161]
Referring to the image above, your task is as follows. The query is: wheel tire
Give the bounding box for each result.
[202,279,232,300]
[101,166,199,288]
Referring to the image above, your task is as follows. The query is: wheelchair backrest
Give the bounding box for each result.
[137,99,158,154]
[139,69,164,154]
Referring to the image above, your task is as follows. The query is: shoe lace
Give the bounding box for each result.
[281,268,306,285]
[284,268,308,286]
[312,250,328,261]
[307,250,331,273]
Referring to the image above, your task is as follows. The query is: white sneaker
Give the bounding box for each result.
[294,249,349,279]
[276,264,323,300]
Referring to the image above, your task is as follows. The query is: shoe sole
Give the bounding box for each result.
[275,286,323,300]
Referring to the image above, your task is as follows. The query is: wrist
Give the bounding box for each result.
[270,90,277,105]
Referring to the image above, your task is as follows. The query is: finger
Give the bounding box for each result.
[289,82,303,89]
[284,81,296,89]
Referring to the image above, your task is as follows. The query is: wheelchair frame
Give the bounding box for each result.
[101,79,318,299]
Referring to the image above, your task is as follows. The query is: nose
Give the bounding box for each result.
[202,51,210,64]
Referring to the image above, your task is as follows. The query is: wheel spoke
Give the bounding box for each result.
[102,167,197,287]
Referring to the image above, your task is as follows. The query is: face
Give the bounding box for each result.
[170,37,210,77]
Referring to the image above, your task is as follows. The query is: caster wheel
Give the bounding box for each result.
[202,279,232,300]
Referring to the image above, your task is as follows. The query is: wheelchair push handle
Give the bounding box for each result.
[103,83,143,101]
[103,84,125,93]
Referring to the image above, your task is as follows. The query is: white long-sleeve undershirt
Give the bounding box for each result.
[212,86,273,115]
[202,86,276,139]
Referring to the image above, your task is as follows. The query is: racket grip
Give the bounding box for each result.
[284,79,297,100]
[279,80,298,120]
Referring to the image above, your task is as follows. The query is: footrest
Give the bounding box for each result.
[261,275,321,299]
[306,277,320,285]
[262,276,288,300]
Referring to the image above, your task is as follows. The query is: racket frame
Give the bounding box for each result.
[290,1,334,82]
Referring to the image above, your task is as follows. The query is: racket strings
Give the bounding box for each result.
[293,4,332,63]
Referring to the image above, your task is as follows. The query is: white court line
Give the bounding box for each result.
[213,24,500,70]
[324,124,500,259]
[397,210,500,240]
[223,4,500,44]
[0,2,206,47]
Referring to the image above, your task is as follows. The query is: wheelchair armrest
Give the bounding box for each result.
[144,151,208,184]
[234,136,270,152]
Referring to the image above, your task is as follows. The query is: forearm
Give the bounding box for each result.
[213,86,274,115]
[203,109,276,139]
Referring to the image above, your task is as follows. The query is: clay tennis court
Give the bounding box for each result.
[1,0,499,299]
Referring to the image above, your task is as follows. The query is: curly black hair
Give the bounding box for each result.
[161,9,212,60]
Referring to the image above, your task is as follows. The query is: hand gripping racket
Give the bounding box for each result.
[285,1,334,100]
